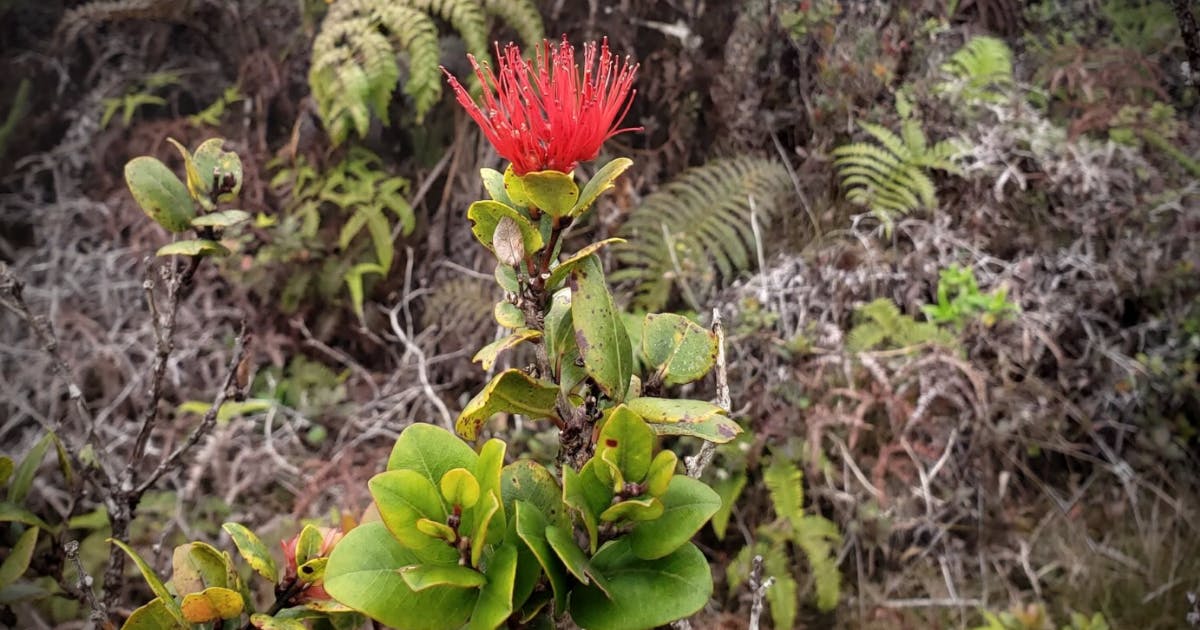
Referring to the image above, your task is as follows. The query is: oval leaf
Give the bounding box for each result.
[180,586,244,623]
[629,476,721,560]
[191,209,251,228]
[468,200,543,258]
[125,156,195,232]
[369,469,457,564]
[386,422,479,480]
[642,313,718,385]
[493,302,526,329]
[626,397,727,425]
[595,406,654,486]
[156,239,230,257]
[468,543,518,630]
[568,539,712,630]
[456,370,559,441]
[123,598,185,630]
[570,255,633,401]
[647,414,743,444]
[440,468,481,509]
[514,501,568,615]
[481,167,515,207]
[222,522,280,583]
[323,522,477,630]
[171,541,231,595]
[503,164,531,208]
[473,329,541,372]
[544,525,610,596]
[520,170,579,218]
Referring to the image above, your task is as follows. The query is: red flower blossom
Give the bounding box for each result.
[280,527,343,602]
[443,36,640,176]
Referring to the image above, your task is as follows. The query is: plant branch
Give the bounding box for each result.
[686,308,729,478]
[747,555,774,630]
[64,540,106,626]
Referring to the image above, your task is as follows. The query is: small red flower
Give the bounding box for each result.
[443,36,640,176]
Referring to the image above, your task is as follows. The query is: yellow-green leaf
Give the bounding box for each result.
[0,527,37,590]
[222,522,279,583]
[456,369,559,441]
[122,598,186,630]
[520,170,579,218]
[545,238,626,290]
[124,156,195,232]
[191,209,251,228]
[472,329,541,372]
[109,538,186,626]
[467,200,543,258]
[572,158,632,217]
[180,586,244,623]
[156,239,230,257]
[570,255,632,401]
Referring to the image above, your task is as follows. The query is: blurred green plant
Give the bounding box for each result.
[727,457,842,628]
[847,298,957,352]
[101,71,182,129]
[938,36,1015,105]
[262,148,414,317]
[188,85,243,128]
[921,264,1019,329]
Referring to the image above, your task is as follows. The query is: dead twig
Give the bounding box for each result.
[686,308,729,478]
[747,554,775,630]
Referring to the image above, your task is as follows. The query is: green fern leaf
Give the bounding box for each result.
[615,156,793,311]
[939,36,1014,104]
[764,459,805,525]
[482,0,544,46]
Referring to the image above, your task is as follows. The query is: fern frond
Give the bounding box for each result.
[481,0,544,46]
[793,515,842,612]
[309,0,543,143]
[764,550,799,630]
[615,156,793,311]
[939,36,1014,104]
[764,459,805,525]
[833,118,962,229]
[421,277,497,344]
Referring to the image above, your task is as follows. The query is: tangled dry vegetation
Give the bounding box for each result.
[1,0,1199,628]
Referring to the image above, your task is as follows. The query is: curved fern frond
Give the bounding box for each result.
[939,35,1014,104]
[614,157,793,311]
[833,117,962,231]
[309,0,543,145]
[482,0,544,47]
[764,458,842,614]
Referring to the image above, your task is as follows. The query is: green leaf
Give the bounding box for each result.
[644,450,677,498]
[191,209,251,228]
[570,255,633,401]
[295,524,325,567]
[473,329,541,372]
[545,238,626,290]
[562,461,611,554]
[123,597,186,630]
[344,261,385,319]
[544,525,610,595]
[710,472,747,540]
[468,543,518,630]
[457,370,559,441]
[440,468,481,509]
[387,422,479,480]
[109,538,186,627]
[8,432,53,504]
[501,460,569,531]
[495,263,520,293]
[642,313,718,385]
[514,502,568,615]
[0,457,11,487]
[572,158,633,217]
[124,156,196,232]
[468,200,543,257]
[0,527,37,590]
[544,289,574,376]
[324,522,476,630]
[369,470,457,564]
[178,398,274,424]
[520,170,579,218]
[598,497,663,522]
[171,541,231,595]
[156,239,230,257]
[0,582,51,605]
[493,302,526,329]
[416,518,458,543]
[192,137,243,202]
[629,476,721,560]
[474,439,507,546]
[0,502,52,531]
[167,137,207,201]
[180,586,244,623]
[628,397,742,444]
[568,539,712,630]
[297,556,327,584]
[471,491,502,567]
[481,167,515,207]
[222,522,278,582]
[503,164,532,208]
[400,564,486,591]
[595,406,654,486]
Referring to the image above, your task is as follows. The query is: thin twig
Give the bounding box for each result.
[747,555,774,630]
[686,308,729,478]
[136,324,249,494]
[64,540,106,625]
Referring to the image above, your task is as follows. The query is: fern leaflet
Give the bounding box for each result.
[938,36,1014,104]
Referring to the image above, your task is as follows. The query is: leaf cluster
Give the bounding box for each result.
[846,298,958,352]
[921,264,1019,329]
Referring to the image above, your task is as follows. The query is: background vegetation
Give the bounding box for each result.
[2,0,1199,627]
